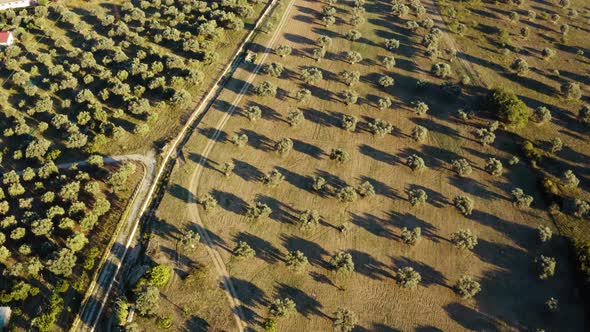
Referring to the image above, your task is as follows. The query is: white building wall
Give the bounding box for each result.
[0,0,32,10]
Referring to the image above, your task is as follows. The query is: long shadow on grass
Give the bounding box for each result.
[234,232,282,264]
[349,250,394,281]
[405,184,449,208]
[280,234,330,269]
[275,283,329,319]
[444,302,500,332]
[358,144,401,165]
[275,166,315,193]
[358,175,403,200]
[257,195,299,225]
[188,152,222,174]
[227,277,267,324]
[292,138,326,160]
[391,256,450,288]
[350,212,397,240]
[211,189,248,216]
[168,183,197,203]
[386,211,444,243]
[238,129,274,152]
[233,159,265,182]
[184,316,209,332]
[473,238,530,271]
[469,210,536,250]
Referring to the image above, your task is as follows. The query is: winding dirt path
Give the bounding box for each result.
[186,0,296,330]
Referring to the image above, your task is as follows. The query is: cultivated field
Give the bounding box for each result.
[140,0,590,331]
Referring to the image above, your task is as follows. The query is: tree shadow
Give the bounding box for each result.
[183,315,210,332]
[211,189,248,215]
[233,159,265,182]
[257,195,298,225]
[405,184,448,208]
[358,175,403,200]
[350,212,397,240]
[292,138,326,160]
[386,211,444,243]
[188,152,222,174]
[274,283,329,319]
[280,234,330,269]
[234,232,282,264]
[444,302,500,332]
[391,256,449,288]
[349,249,394,281]
[358,144,401,165]
[238,128,274,152]
[168,183,197,203]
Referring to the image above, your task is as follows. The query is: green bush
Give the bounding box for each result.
[487,88,528,128]
[145,264,172,288]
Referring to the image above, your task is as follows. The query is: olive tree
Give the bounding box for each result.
[407,154,426,171]
[453,195,474,215]
[484,157,503,176]
[537,225,552,243]
[408,188,428,206]
[396,267,421,289]
[411,125,428,142]
[561,81,581,100]
[275,45,292,57]
[330,148,350,163]
[333,308,358,332]
[511,188,533,208]
[330,251,355,274]
[285,250,308,272]
[275,137,294,155]
[262,169,285,187]
[368,119,393,137]
[451,229,478,250]
[269,298,296,317]
[454,275,481,299]
[535,255,556,280]
[401,227,421,245]
[234,241,256,258]
[246,202,272,221]
[451,159,472,177]
[341,114,358,132]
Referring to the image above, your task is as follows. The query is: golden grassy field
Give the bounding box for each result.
[142,0,589,330]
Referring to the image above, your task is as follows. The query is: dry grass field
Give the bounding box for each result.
[139,0,590,331]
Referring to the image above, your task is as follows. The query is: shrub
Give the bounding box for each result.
[341,114,358,131]
[287,109,305,126]
[337,186,358,202]
[330,148,350,163]
[246,202,272,221]
[487,88,528,128]
[339,70,360,86]
[262,169,285,188]
[537,226,552,243]
[549,137,563,153]
[578,105,590,124]
[396,267,421,289]
[484,158,503,176]
[451,229,478,250]
[311,176,326,191]
[295,89,312,103]
[384,38,400,50]
[285,251,308,272]
[342,90,359,105]
[561,81,581,100]
[511,188,533,208]
[230,133,248,147]
[531,106,551,124]
[452,159,472,177]
[254,81,277,97]
[368,119,393,137]
[408,188,428,206]
[411,125,428,142]
[535,255,556,280]
[476,128,496,145]
[344,51,363,64]
[510,58,529,75]
[300,67,323,84]
[356,181,375,198]
[144,264,172,288]
[275,137,293,155]
[262,62,284,77]
[453,195,474,215]
[407,155,426,171]
[330,251,355,274]
[414,101,429,116]
[454,275,481,299]
[345,29,362,41]
[299,210,320,230]
[546,297,559,312]
[431,62,452,78]
[560,170,579,188]
[333,308,358,332]
[401,227,421,245]
[234,241,256,258]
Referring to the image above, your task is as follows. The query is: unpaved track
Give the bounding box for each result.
[186,0,296,330]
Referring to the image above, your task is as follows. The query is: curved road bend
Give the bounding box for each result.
[73,0,286,331]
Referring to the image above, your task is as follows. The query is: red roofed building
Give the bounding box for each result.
[0,31,13,46]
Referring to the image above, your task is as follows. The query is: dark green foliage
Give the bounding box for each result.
[487,88,528,128]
